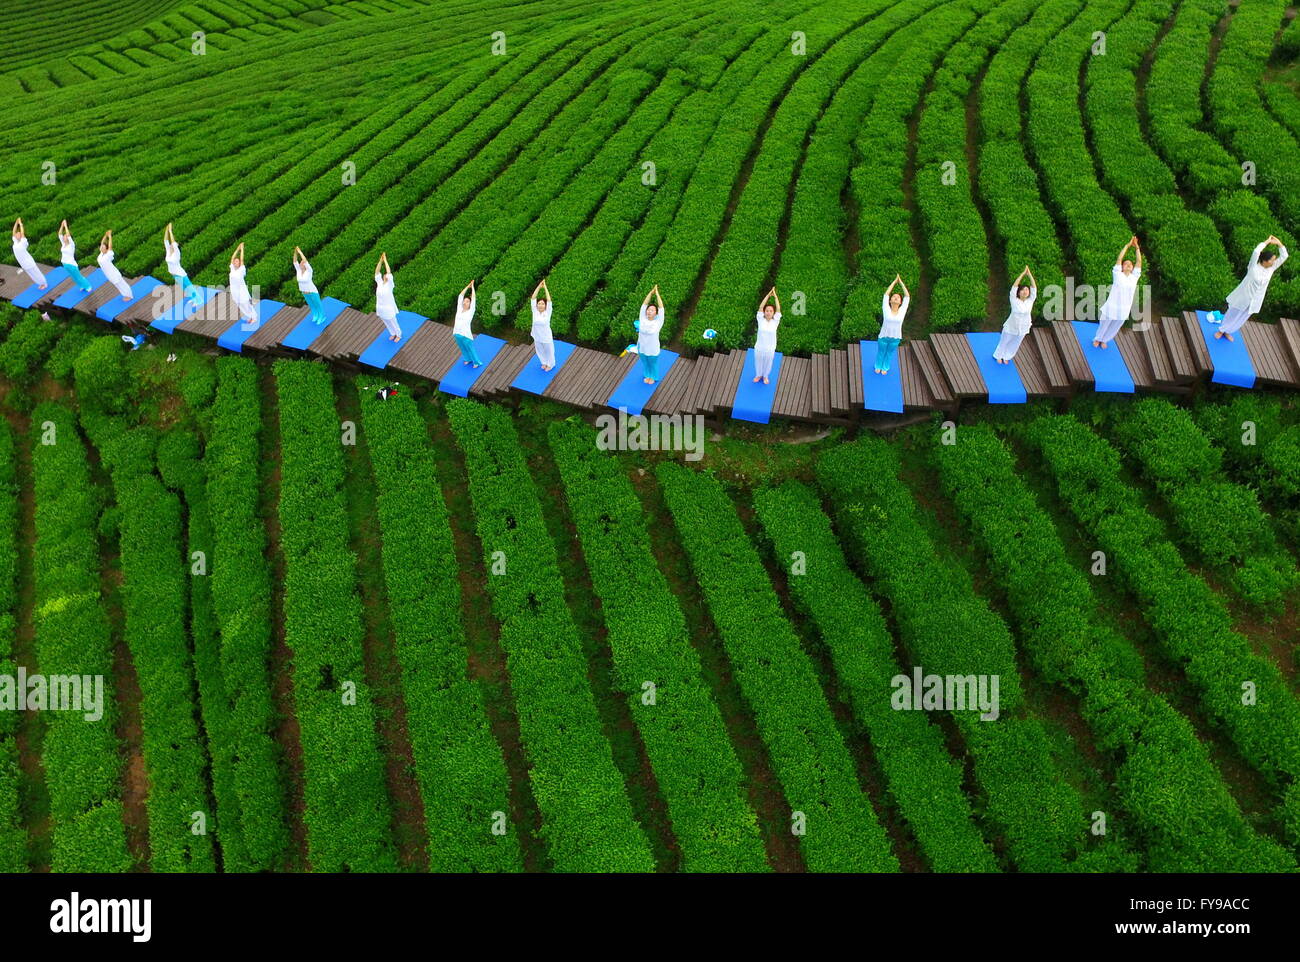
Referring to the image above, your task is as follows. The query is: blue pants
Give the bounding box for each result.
[455,333,483,366]
[172,273,201,302]
[305,290,326,324]
[876,337,900,373]
[62,263,93,292]
[641,352,659,381]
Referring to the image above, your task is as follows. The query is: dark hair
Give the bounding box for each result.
[1260,250,1278,266]
[1018,284,1031,298]
[536,297,547,308]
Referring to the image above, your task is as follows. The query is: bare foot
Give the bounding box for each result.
[542,365,552,372]
[753,375,761,383]
[762,376,769,384]
[1225,333,1234,342]
[1214,331,1223,339]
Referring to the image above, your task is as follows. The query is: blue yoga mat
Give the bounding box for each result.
[1195,310,1255,389]
[95,276,165,322]
[606,350,680,417]
[280,297,349,351]
[511,340,576,394]
[731,349,783,424]
[150,285,220,333]
[1071,321,1135,393]
[358,311,428,369]
[860,341,904,413]
[965,332,1028,404]
[216,299,285,352]
[12,277,56,309]
[52,268,105,309]
[438,334,507,397]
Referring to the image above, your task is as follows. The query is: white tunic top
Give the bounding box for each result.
[637,304,663,357]
[12,235,40,273]
[1004,285,1036,336]
[164,240,186,277]
[97,249,127,286]
[531,300,553,341]
[1226,242,1288,315]
[1099,264,1141,323]
[879,294,909,340]
[755,310,781,352]
[60,236,77,264]
[229,264,252,303]
[374,271,397,318]
[454,292,476,337]
[295,261,317,294]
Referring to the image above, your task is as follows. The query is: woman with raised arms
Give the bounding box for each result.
[58,220,94,294]
[454,279,483,367]
[637,285,665,385]
[293,247,327,325]
[875,274,909,375]
[228,243,259,325]
[97,230,133,301]
[531,278,555,371]
[753,287,781,384]
[11,218,46,290]
[1093,236,1142,348]
[374,252,401,342]
[994,266,1036,364]
[163,223,203,306]
[1216,235,1289,342]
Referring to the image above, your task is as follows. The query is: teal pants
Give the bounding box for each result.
[455,333,483,366]
[305,291,326,324]
[62,263,93,292]
[172,273,200,301]
[876,337,901,373]
[641,352,659,381]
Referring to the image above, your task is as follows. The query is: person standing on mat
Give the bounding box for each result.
[876,275,909,375]
[531,278,556,371]
[1094,236,1142,348]
[163,223,203,307]
[97,230,133,301]
[1216,235,1289,342]
[994,266,1036,364]
[753,287,781,384]
[638,286,665,385]
[454,279,483,367]
[293,247,327,325]
[12,218,47,290]
[229,243,258,326]
[374,252,402,342]
[57,220,94,293]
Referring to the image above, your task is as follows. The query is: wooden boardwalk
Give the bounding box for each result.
[5,263,1298,424]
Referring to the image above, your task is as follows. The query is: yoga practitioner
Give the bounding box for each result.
[58,220,94,293]
[12,218,47,290]
[229,242,257,325]
[163,223,203,306]
[454,279,483,367]
[994,266,1036,364]
[1216,235,1289,342]
[753,287,781,384]
[876,275,909,375]
[638,286,665,385]
[531,278,555,371]
[374,252,401,342]
[1094,236,1142,348]
[293,247,327,324]
[97,230,133,300]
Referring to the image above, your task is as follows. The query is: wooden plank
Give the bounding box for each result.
[898,343,935,410]
[714,350,746,415]
[77,276,140,318]
[0,262,57,301]
[1278,318,1300,376]
[809,353,831,418]
[685,354,717,415]
[1138,320,1175,385]
[1159,315,1197,382]
[590,354,637,409]
[1114,329,1154,389]
[118,282,180,326]
[772,356,809,419]
[1241,322,1300,387]
[1013,337,1053,396]
[909,339,955,403]
[1030,327,1070,392]
[929,333,986,397]
[829,348,849,416]
[1050,321,1093,386]
[1180,311,1212,375]
[244,304,308,351]
[178,293,242,339]
[847,340,864,406]
[646,356,694,415]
